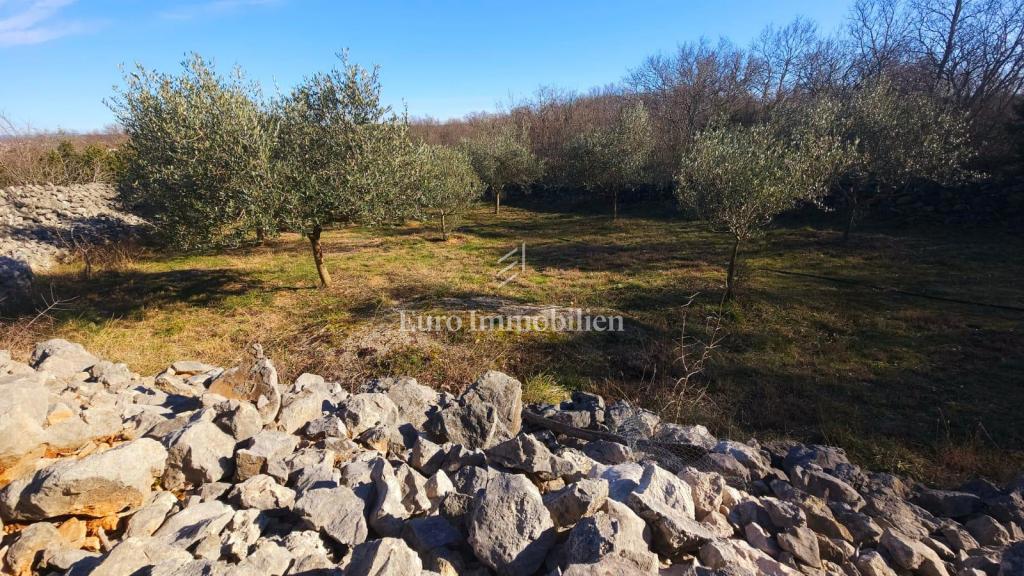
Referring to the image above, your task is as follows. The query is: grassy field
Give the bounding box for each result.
[3,202,1023,485]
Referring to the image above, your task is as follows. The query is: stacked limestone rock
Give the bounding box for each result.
[0,183,145,296]
[0,340,1021,576]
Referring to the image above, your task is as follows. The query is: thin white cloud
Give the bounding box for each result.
[159,0,283,21]
[0,0,97,46]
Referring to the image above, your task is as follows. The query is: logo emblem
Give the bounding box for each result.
[495,242,525,287]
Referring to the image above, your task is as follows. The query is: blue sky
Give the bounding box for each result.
[0,0,853,132]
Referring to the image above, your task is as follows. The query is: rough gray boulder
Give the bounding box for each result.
[339,393,400,437]
[604,401,659,436]
[625,463,721,557]
[777,525,821,568]
[1001,542,1024,576]
[152,500,235,550]
[678,467,726,520]
[561,499,658,574]
[879,528,949,576]
[713,440,771,479]
[87,537,192,576]
[411,436,448,475]
[486,433,576,481]
[277,388,330,435]
[363,376,441,430]
[591,461,645,502]
[31,339,99,378]
[3,522,60,576]
[435,401,503,450]
[433,371,523,450]
[783,444,852,474]
[792,466,865,509]
[468,472,555,576]
[234,430,297,482]
[227,540,293,576]
[914,488,983,519]
[124,492,179,538]
[163,416,236,490]
[347,537,422,576]
[543,478,608,528]
[228,474,296,510]
[655,422,717,450]
[294,485,368,547]
[2,438,167,521]
[966,514,1011,546]
[855,550,898,576]
[213,399,263,442]
[700,538,800,575]
[463,371,523,438]
[369,457,411,537]
[0,371,50,469]
[207,348,281,425]
[89,360,133,390]
[401,515,464,553]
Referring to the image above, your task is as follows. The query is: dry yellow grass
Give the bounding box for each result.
[4,202,1023,485]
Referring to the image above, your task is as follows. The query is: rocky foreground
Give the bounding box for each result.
[0,340,1021,576]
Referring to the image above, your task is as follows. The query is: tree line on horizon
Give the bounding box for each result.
[103,0,1021,296]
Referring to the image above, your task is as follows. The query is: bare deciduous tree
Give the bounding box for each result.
[627,39,761,180]
[848,0,915,79]
[911,0,1024,124]
[752,17,821,107]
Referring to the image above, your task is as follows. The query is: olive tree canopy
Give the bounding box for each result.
[462,122,543,215]
[567,101,653,219]
[677,116,845,300]
[832,77,974,240]
[109,53,279,249]
[275,54,418,287]
[415,144,483,240]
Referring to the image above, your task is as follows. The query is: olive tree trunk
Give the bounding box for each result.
[494,188,501,215]
[842,185,859,244]
[723,236,740,302]
[613,189,619,221]
[307,228,331,288]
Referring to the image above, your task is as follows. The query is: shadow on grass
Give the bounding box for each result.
[8,268,288,323]
[506,194,683,222]
[714,270,1024,457]
[4,215,146,247]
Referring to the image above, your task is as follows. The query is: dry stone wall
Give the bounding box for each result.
[0,341,1021,575]
[0,183,145,298]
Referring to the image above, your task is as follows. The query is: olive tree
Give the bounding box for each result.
[567,101,652,219]
[275,55,417,287]
[415,144,483,240]
[677,120,843,300]
[109,54,279,249]
[462,123,543,215]
[835,78,974,241]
